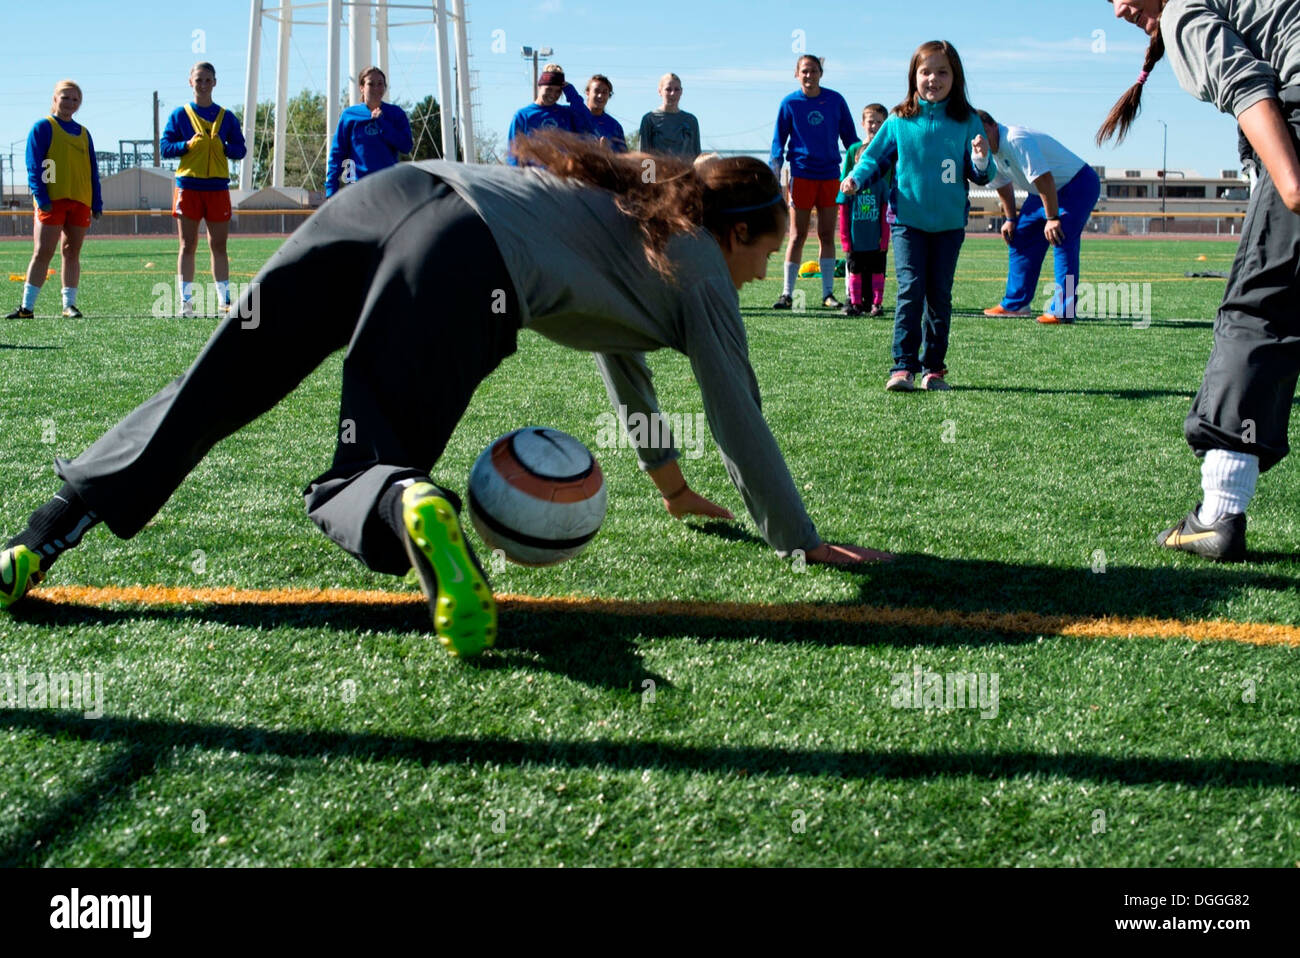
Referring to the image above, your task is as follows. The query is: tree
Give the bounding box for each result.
[235,89,331,192]
[406,95,453,161]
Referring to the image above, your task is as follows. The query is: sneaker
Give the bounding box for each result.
[61,305,83,319]
[823,294,844,309]
[4,307,34,320]
[842,303,864,317]
[0,545,44,610]
[179,299,196,319]
[921,372,952,391]
[1156,506,1246,562]
[401,482,497,657]
[885,371,915,392]
[867,304,884,317]
[1037,313,1073,325]
[983,305,1031,317]
[772,294,794,310]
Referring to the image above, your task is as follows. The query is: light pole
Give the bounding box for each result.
[1157,119,1168,232]
[520,45,554,98]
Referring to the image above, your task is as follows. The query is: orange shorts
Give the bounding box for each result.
[36,198,92,228]
[173,187,232,223]
[789,177,840,211]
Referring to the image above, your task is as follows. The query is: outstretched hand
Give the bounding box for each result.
[839,175,859,196]
[971,134,989,162]
[806,542,894,565]
[664,488,735,521]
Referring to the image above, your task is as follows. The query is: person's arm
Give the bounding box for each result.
[995,182,1017,244]
[27,121,51,210]
[965,118,993,185]
[638,113,654,153]
[687,113,701,158]
[325,114,347,197]
[682,276,890,563]
[1239,97,1300,213]
[593,351,733,519]
[770,100,790,177]
[378,105,414,155]
[842,117,897,194]
[1033,172,1064,245]
[219,110,248,161]
[563,84,596,135]
[837,94,859,152]
[506,110,526,166]
[158,109,191,160]
[86,129,103,216]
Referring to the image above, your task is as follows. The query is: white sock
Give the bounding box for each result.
[21,283,40,310]
[783,262,798,296]
[61,286,76,308]
[820,259,836,298]
[1199,448,1259,523]
[215,280,230,305]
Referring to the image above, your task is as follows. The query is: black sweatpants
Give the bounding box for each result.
[1184,87,1300,473]
[56,165,519,574]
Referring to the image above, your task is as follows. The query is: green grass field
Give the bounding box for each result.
[1,233,1297,867]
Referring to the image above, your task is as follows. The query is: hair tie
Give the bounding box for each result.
[1136,70,1150,86]
[538,71,565,87]
[720,194,784,214]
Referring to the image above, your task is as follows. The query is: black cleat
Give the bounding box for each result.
[1156,505,1246,561]
[5,307,35,320]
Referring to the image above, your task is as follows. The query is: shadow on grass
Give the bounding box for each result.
[2,707,1296,865]
[0,344,62,351]
[956,385,1196,400]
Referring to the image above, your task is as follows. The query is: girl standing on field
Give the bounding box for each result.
[638,73,701,158]
[585,74,627,152]
[160,62,247,317]
[836,103,894,317]
[0,132,889,660]
[5,80,102,320]
[1102,0,1300,562]
[841,40,993,392]
[770,55,859,311]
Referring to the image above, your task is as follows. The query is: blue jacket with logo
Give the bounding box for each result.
[770,87,858,181]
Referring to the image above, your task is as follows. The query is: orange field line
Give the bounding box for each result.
[28,585,1300,648]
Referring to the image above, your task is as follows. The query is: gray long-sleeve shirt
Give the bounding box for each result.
[1163,0,1300,115]
[419,160,819,556]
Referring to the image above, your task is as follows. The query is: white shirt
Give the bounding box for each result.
[989,123,1087,196]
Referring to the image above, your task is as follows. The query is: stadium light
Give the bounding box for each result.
[521,45,555,95]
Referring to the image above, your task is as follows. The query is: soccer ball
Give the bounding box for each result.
[467,427,607,566]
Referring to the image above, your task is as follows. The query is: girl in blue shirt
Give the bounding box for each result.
[506,64,595,165]
[325,67,414,197]
[842,40,992,392]
[585,74,626,152]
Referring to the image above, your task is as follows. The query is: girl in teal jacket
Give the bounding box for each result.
[842,40,993,391]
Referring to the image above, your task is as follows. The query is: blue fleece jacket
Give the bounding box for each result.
[770,87,858,180]
[848,99,993,233]
[325,102,414,196]
[506,85,595,165]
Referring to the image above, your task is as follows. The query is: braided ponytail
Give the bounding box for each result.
[1096,30,1166,145]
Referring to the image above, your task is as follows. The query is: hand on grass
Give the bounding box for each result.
[665,488,735,521]
[806,542,894,565]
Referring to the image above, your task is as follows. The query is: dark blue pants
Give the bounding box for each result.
[999,165,1101,318]
[891,225,965,375]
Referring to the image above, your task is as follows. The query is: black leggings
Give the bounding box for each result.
[57,165,520,574]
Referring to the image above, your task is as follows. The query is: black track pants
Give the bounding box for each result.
[56,165,519,574]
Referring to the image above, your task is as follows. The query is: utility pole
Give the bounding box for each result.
[153,91,161,167]
[1158,119,1168,232]
[520,45,553,99]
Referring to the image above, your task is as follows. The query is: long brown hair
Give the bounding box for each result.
[895,40,974,123]
[1096,30,1165,145]
[512,130,783,279]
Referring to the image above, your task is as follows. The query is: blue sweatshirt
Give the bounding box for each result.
[589,111,627,152]
[507,85,595,165]
[26,116,103,213]
[159,102,248,191]
[848,99,994,233]
[770,87,858,180]
[326,102,414,196]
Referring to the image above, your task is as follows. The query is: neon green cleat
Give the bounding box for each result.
[1,545,44,610]
[401,483,497,658]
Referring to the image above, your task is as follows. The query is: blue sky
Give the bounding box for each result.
[0,0,1244,183]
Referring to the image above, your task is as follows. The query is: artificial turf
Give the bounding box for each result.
[0,233,1296,866]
